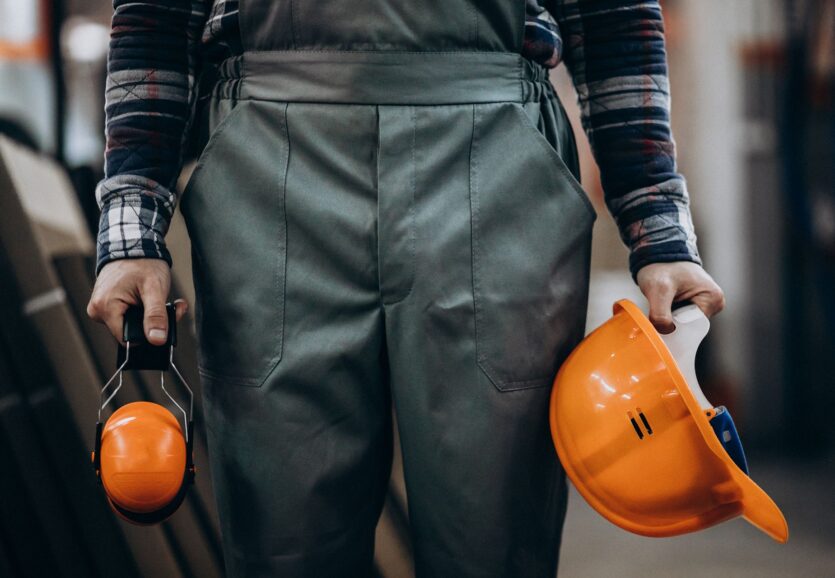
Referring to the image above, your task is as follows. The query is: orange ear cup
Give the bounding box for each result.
[99,401,187,517]
[549,299,788,542]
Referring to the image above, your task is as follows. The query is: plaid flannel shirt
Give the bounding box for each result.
[96,0,701,278]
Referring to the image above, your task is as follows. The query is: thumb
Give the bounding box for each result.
[140,286,169,346]
[646,280,676,334]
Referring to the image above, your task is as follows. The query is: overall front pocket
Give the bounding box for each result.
[180,99,290,388]
[469,101,595,392]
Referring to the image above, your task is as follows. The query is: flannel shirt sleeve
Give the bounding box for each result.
[94,0,209,277]
[550,0,702,279]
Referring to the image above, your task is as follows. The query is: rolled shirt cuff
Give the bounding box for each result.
[95,190,173,277]
[610,180,702,281]
[628,241,702,282]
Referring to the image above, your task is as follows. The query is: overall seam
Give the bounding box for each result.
[380,106,417,307]
[469,0,479,49]
[375,106,384,307]
[289,0,299,49]
[237,0,248,52]
[468,104,483,377]
[277,101,290,373]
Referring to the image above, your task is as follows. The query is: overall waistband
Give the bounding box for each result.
[203,50,552,105]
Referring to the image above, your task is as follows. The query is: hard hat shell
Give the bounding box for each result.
[99,401,187,522]
[549,299,788,542]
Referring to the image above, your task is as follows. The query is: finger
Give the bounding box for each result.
[140,285,170,346]
[173,298,189,322]
[691,287,726,318]
[86,295,102,322]
[102,301,129,346]
[646,279,676,334]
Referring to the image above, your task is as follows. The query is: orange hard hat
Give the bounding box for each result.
[550,299,788,542]
[93,401,194,525]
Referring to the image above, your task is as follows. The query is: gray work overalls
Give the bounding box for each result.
[179,1,597,576]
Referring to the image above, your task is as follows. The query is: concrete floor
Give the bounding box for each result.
[559,452,835,578]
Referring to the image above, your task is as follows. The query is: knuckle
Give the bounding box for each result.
[87,295,112,319]
[649,276,673,293]
[103,300,124,316]
[143,306,167,324]
[142,277,164,292]
[709,285,724,300]
[142,271,168,290]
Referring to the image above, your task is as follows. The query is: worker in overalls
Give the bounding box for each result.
[87,1,725,576]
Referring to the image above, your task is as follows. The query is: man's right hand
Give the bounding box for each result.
[87,258,189,346]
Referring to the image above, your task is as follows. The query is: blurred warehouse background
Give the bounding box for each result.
[0,0,832,576]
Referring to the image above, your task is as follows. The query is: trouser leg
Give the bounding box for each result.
[186,102,393,578]
[379,100,592,578]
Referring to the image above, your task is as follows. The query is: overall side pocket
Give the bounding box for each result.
[469,101,594,392]
[511,100,597,221]
[180,99,290,388]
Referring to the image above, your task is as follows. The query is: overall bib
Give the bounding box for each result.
[179,1,597,576]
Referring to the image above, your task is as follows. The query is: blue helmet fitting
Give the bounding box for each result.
[709,406,749,475]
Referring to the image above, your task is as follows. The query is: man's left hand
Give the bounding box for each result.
[636,261,725,334]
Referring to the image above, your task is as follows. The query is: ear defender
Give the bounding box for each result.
[91,303,196,526]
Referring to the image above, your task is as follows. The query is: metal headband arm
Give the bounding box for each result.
[96,303,194,442]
